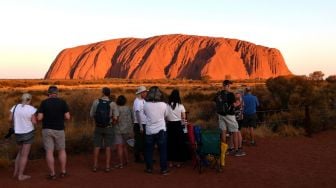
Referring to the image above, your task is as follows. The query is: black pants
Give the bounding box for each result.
[167,121,188,162]
[133,123,146,161]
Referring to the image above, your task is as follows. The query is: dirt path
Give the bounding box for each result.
[1,130,336,188]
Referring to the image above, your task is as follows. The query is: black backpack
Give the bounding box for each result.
[94,99,111,127]
[215,90,232,115]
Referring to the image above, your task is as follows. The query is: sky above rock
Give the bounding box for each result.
[0,0,335,78]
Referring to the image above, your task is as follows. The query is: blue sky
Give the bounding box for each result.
[0,0,335,78]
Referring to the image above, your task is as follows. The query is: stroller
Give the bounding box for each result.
[187,124,222,173]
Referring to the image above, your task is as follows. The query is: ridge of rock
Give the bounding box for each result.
[45,34,291,80]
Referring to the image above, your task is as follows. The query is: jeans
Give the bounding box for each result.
[145,130,167,172]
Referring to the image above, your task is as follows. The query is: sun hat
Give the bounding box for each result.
[135,86,148,94]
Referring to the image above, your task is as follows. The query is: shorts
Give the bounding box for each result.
[15,130,34,145]
[42,129,65,151]
[243,114,258,128]
[218,114,239,132]
[114,133,130,145]
[93,127,114,148]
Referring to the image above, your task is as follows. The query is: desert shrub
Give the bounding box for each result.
[277,125,305,137]
[254,125,277,138]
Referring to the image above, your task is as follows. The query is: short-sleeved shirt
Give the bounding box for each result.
[243,93,259,115]
[143,102,167,135]
[133,97,147,124]
[115,105,133,134]
[90,96,119,121]
[38,97,69,130]
[213,90,236,115]
[166,103,186,121]
[10,104,37,134]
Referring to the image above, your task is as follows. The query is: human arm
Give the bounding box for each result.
[64,112,70,120]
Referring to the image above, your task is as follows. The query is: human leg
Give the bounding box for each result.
[105,147,111,171]
[93,147,100,170]
[157,131,168,173]
[115,144,123,167]
[42,129,56,176]
[46,149,55,176]
[53,130,66,174]
[57,149,67,174]
[133,124,143,162]
[144,134,154,172]
[17,144,32,181]
[13,145,22,178]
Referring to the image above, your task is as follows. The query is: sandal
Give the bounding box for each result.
[60,172,68,178]
[114,164,123,169]
[47,174,56,180]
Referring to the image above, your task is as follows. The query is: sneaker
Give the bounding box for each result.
[144,169,153,174]
[161,170,170,176]
[226,148,234,155]
[234,150,246,157]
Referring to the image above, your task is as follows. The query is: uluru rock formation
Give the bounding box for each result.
[45,34,291,80]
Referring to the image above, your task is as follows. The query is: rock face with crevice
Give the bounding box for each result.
[45,34,291,80]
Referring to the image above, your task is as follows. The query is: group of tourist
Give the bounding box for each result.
[7,80,259,180]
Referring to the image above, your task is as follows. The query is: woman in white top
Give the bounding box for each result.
[143,86,169,175]
[9,93,37,181]
[166,89,187,168]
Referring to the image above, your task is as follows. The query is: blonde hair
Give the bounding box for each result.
[21,93,32,105]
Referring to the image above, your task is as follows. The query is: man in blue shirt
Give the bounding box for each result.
[242,87,259,146]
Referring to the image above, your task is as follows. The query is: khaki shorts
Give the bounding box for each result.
[218,114,239,132]
[42,129,65,151]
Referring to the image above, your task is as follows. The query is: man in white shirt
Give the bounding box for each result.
[133,86,148,163]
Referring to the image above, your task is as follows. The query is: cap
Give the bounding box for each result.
[48,85,58,94]
[135,86,148,94]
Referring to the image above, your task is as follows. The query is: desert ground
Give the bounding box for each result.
[1,129,335,188]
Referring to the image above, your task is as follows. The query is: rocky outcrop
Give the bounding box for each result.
[45,34,291,80]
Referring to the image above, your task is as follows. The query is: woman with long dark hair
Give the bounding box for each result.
[166,89,187,168]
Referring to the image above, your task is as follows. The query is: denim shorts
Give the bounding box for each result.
[15,130,34,145]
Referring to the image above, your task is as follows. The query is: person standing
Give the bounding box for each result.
[242,87,259,146]
[166,89,188,168]
[114,95,133,168]
[37,86,70,180]
[132,86,148,163]
[233,92,246,156]
[143,86,169,175]
[214,80,242,156]
[90,87,119,172]
[10,93,37,181]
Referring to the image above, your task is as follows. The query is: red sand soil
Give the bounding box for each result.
[1,130,336,188]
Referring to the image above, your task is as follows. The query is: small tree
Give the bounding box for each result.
[308,71,324,81]
[326,75,336,83]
